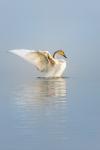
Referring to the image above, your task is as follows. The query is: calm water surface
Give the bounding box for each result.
[0,53,100,150]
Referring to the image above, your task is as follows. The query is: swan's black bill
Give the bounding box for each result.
[64,54,67,58]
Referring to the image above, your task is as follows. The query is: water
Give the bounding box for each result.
[0,52,100,150]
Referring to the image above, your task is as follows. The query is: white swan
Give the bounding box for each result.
[9,49,67,77]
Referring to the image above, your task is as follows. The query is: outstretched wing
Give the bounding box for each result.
[9,49,54,72]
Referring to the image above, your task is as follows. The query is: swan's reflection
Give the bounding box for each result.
[34,78,67,97]
[12,78,68,142]
[13,78,67,109]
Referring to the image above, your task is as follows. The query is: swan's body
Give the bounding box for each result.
[9,49,67,77]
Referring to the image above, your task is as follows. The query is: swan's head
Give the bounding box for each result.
[53,50,67,58]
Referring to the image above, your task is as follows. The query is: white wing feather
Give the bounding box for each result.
[9,49,53,72]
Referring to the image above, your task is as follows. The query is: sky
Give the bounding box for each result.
[0,0,100,78]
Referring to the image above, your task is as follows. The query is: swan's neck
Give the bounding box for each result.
[53,50,59,58]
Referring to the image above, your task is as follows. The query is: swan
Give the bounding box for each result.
[9,49,67,77]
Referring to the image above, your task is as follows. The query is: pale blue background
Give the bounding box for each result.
[0,0,100,77]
